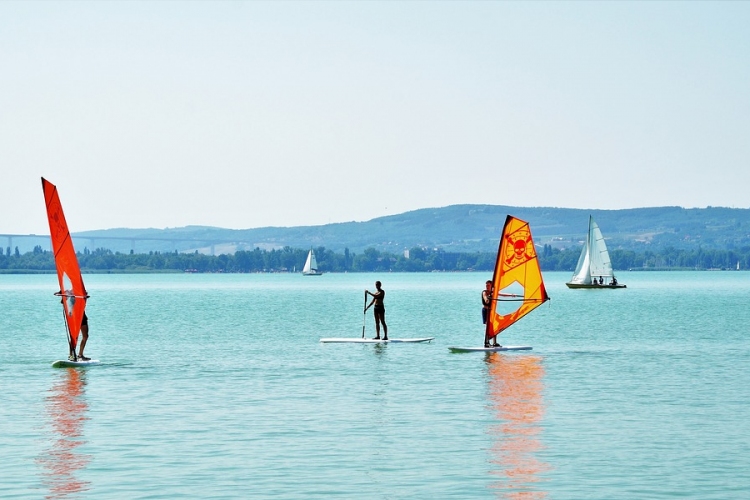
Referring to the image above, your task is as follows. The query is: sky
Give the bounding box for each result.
[1,1,749,234]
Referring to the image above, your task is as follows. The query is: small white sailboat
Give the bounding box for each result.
[566,215,626,289]
[302,248,322,276]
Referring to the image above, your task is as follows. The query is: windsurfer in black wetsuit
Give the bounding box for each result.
[483,280,500,348]
[365,281,388,341]
[482,280,492,325]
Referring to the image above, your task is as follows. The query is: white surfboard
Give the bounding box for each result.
[320,337,435,344]
[52,358,100,368]
[448,345,532,353]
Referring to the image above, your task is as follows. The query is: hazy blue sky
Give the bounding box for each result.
[2,1,748,234]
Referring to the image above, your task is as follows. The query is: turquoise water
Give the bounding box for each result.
[2,271,749,498]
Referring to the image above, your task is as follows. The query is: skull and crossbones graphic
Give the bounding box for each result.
[504,229,535,267]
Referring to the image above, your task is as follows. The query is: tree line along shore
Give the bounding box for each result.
[1,244,748,274]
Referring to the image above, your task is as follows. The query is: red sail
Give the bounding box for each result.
[486,216,549,344]
[42,178,88,352]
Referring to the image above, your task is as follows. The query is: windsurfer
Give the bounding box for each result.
[62,296,90,361]
[482,280,492,324]
[365,281,388,341]
[482,280,500,348]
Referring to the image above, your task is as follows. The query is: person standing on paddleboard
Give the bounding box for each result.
[365,281,388,341]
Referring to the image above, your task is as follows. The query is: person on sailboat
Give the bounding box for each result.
[365,281,388,341]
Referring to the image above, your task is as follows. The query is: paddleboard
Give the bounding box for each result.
[320,337,434,344]
[448,345,532,353]
[52,359,100,368]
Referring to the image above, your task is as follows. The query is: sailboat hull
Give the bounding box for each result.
[566,283,626,289]
[449,345,532,353]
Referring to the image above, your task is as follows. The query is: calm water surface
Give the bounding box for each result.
[1,271,749,498]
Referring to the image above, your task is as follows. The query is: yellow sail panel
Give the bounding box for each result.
[486,216,549,343]
[42,177,88,352]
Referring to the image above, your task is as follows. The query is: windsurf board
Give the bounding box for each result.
[448,346,532,353]
[52,359,100,368]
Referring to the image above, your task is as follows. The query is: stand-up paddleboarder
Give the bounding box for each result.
[365,281,388,341]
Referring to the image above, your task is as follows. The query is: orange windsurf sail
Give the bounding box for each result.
[42,178,88,354]
[486,216,549,345]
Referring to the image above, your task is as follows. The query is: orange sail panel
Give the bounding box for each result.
[42,178,88,352]
[486,215,549,344]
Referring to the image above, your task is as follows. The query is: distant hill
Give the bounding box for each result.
[8,205,750,255]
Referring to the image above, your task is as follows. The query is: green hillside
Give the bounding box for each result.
[7,204,750,255]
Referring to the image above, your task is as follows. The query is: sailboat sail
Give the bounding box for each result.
[570,216,613,284]
[302,248,321,275]
[485,216,549,345]
[42,178,88,355]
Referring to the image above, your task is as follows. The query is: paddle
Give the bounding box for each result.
[361,290,367,338]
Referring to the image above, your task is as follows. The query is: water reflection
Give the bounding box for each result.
[485,353,549,499]
[37,368,91,499]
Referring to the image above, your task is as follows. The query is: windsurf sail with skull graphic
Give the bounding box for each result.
[42,178,88,356]
[485,216,549,346]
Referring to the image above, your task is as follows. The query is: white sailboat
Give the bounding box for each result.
[302,248,322,276]
[566,215,626,289]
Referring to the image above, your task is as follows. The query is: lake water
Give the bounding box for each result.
[1,271,749,499]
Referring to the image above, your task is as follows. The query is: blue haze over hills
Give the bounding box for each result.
[7,205,750,255]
